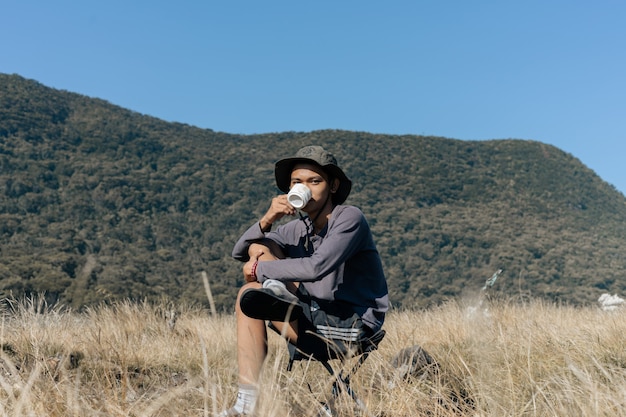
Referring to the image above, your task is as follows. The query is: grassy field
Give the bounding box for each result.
[1,295,624,416]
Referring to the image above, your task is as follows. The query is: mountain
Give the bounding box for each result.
[1,73,625,310]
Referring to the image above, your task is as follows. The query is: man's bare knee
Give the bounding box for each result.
[249,239,285,260]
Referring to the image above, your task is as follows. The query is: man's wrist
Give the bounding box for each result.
[259,218,272,232]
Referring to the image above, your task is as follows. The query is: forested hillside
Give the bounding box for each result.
[1,73,625,310]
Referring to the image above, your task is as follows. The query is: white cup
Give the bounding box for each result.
[287,183,312,209]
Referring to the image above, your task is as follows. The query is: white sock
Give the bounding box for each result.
[232,383,257,414]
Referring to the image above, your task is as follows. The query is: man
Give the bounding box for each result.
[221,145,389,416]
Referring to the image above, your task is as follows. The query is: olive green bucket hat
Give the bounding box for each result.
[275,145,352,205]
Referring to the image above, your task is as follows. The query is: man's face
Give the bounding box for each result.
[289,163,336,211]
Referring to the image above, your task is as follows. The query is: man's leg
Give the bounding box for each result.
[236,240,288,385]
[223,240,303,415]
[222,241,293,415]
[235,281,267,385]
[220,281,269,416]
[236,239,301,376]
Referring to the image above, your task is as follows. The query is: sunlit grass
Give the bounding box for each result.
[1,295,624,416]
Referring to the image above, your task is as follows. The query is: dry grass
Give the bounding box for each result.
[1,295,625,416]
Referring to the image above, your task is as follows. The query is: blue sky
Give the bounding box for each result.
[3,1,625,196]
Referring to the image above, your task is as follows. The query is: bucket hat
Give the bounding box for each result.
[275,145,352,205]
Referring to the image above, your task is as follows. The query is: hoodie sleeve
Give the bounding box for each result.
[231,222,267,262]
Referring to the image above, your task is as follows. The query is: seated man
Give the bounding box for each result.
[221,145,389,417]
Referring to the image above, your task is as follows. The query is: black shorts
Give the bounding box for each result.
[291,287,373,362]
